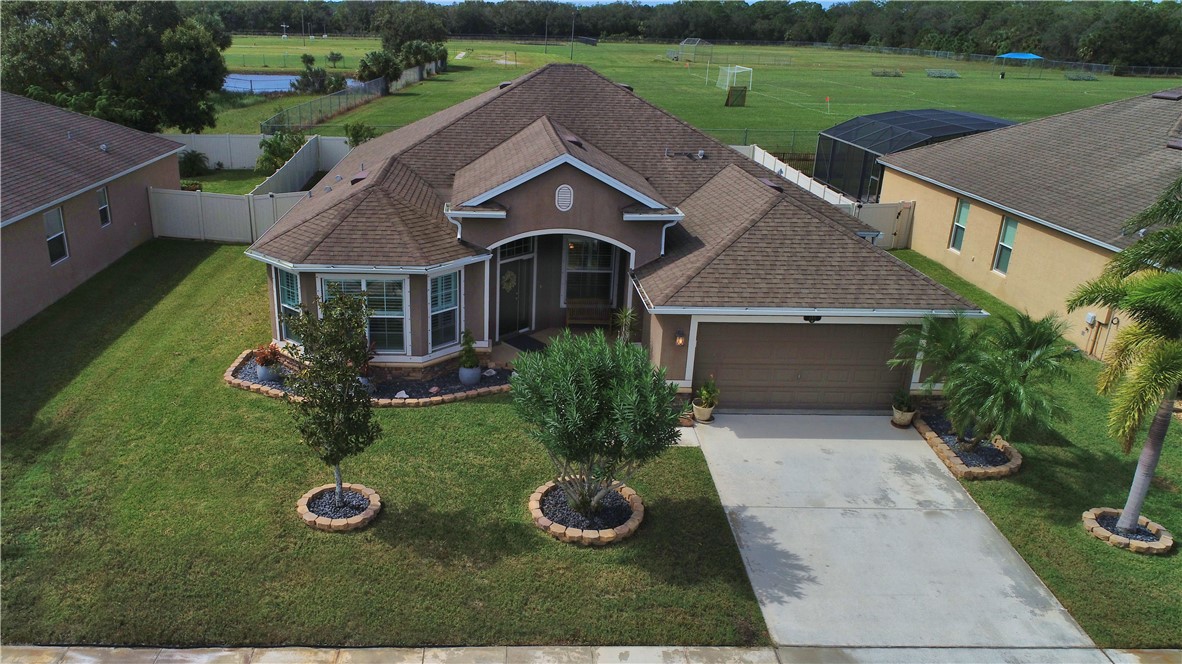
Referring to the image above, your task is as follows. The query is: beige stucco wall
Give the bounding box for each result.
[1,155,180,335]
[460,164,667,268]
[880,170,1117,357]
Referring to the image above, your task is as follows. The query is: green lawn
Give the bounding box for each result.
[891,249,1182,649]
[189,170,265,195]
[0,240,767,647]
[218,37,1177,151]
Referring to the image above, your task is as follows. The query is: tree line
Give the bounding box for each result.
[200,1,1182,68]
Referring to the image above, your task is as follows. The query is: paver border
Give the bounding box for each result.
[1081,507,1175,555]
[297,483,382,532]
[225,349,511,407]
[528,481,644,546]
[914,416,1022,479]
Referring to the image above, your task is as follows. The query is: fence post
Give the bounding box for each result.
[743,128,749,145]
[196,191,206,242]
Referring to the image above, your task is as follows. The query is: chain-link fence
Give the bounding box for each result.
[260,77,385,134]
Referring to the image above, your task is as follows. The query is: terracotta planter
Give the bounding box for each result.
[692,398,715,422]
[891,407,916,428]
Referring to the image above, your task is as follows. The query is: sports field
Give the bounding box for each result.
[222,37,1178,153]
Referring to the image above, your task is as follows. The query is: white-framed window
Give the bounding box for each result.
[562,236,616,306]
[429,270,461,350]
[275,268,302,342]
[322,277,408,354]
[949,199,970,252]
[992,217,1019,275]
[498,237,534,260]
[44,208,68,265]
[97,187,111,227]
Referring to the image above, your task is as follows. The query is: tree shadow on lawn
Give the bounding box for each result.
[2,240,219,437]
[369,501,542,567]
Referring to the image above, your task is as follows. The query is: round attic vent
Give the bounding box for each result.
[555,184,573,212]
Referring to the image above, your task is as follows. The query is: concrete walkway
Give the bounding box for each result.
[4,646,1179,664]
[697,414,1098,659]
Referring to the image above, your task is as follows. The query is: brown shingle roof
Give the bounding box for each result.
[635,166,972,312]
[879,90,1182,250]
[1,92,183,224]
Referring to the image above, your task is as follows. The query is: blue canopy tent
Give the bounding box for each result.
[995,52,1044,79]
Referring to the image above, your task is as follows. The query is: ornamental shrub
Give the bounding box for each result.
[511,330,682,516]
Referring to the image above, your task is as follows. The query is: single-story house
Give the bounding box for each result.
[814,109,1013,203]
[1,92,184,335]
[878,87,1182,358]
[247,64,980,410]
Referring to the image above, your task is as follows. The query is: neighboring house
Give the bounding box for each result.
[247,64,978,410]
[814,109,1013,203]
[878,88,1182,359]
[1,92,183,335]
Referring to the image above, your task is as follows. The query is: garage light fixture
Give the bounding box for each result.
[803,316,822,324]
[674,330,686,346]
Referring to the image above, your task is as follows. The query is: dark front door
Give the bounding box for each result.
[498,258,533,337]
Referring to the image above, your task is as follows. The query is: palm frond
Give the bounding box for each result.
[1066,272,1129,312]
[1106,225,1182,276]
[1107,341,1182,451]
[1099,324,1173,393]
[1121,175,1182,235]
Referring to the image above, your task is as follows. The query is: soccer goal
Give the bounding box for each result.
[715,65,753,91]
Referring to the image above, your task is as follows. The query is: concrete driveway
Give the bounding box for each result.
[698,414,1099,658]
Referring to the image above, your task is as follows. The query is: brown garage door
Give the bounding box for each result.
[693,323,907,410]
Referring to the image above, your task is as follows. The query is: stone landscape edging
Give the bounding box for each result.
[529,480,644,546]
[914,416,1023,479]
[225,348,512,407]
[1081,507,1175,555]
[297,483,382,532]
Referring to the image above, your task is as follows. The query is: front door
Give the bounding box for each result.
[498,257,533,337]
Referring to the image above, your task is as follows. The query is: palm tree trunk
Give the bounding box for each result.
[1116,393,1176,533]
[333,463,344,508]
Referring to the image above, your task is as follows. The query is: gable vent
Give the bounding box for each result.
[555,184,574,212]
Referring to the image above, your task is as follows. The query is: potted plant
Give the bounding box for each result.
[891,389,916,427]
[458,329,481,386]
[254,343,283,382]
[692,376,719,422]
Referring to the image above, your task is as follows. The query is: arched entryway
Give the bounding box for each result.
[487,230,637,341]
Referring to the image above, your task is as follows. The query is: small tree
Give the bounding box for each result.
[326,51,344,68]
[285,287,382,507]
[178,149,212,178]
[255,129,306,175]
[511,330,682,516]
[357,50,403,94]
[343,121,378,148]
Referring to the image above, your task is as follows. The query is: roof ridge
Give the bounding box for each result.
[389,66,550,160]
[662,166,783,304]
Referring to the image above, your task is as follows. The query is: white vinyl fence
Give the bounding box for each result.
[151,133,351,243]
[733,144,856,206]
[842,201,915,250]
[149,190,308,243]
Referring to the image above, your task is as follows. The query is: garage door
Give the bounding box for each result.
[692,323,907,410]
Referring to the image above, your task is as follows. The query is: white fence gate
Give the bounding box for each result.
[149,189,307,243]
[733,144,857,207]
[843,201,915,250]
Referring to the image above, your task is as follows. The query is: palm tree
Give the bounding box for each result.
[941,313,1075,451]
[1067,175,1182,534]
[1069,272,1182,533]
[888,312,986,392]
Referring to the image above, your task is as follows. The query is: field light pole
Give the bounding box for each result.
[280,22,289,38]
[570,10,576,61]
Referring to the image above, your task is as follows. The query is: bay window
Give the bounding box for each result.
[275,268,302,343]
[323,277,407,353]
[430,270,460,350]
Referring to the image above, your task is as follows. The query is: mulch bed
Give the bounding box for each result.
[918,400,1009,468]
[541,485,633,531]
[232,360,513,399]
[307,489,370,520]
[1096,514,1161,543]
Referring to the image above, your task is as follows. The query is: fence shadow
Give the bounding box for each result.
[1,239,219,436]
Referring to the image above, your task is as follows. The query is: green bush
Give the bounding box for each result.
[511,330,681,516]
[343,121,378,149]
[178,149,212,178]
[255,130,305,175]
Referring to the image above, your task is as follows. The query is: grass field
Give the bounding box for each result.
[188,169,266,195]
[892,250,1182,649]
[0,241,767,647]
[222,36,1179,153]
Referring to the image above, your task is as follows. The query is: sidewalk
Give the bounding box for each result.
[3,645,1179,664]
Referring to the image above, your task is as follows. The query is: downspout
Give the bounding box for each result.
[660,219,680,255]
[443,204,462,240]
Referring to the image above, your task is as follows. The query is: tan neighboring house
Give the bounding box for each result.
[1,92,183,335]
[248,64,980,410]
[878,87,1182,358]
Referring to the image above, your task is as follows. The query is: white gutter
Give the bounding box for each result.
[623,210,684,222]
[879,162,1123,254]
[657,211,685,255]
[244,249,491,275]
[646,305,988,318]
[2,146,186,228]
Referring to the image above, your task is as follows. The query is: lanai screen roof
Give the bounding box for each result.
[820,109,1015,157]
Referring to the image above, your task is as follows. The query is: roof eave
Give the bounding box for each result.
[643,304,988,318]
[244,248,491,275]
